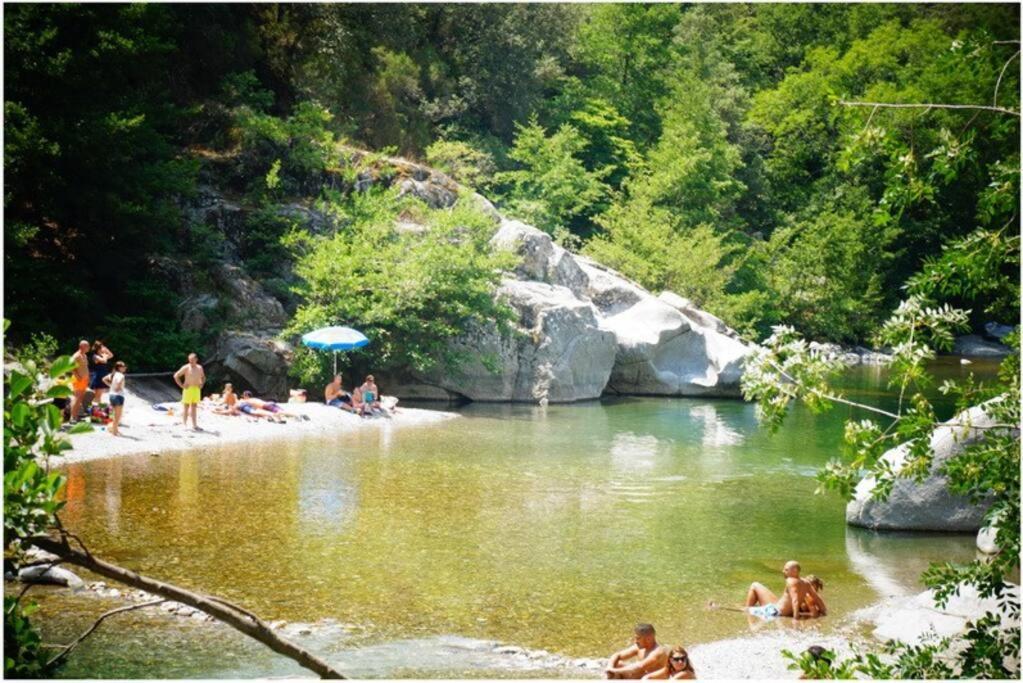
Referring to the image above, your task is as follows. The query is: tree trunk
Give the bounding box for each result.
[29,536,345,679]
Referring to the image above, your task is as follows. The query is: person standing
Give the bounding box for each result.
[173,353,206,430]
[89,339,114,402]
[103,361,127,436]
[69,340,91,422]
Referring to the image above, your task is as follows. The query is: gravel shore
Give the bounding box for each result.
[61,389,457,464]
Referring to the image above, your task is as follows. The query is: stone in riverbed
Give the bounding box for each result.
[846,400,1016,531]
[984,321,1015,341]
[953,334,1011,357]
[18,565,84,589]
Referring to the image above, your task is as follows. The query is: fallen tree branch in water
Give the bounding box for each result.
[28,535,346,679]
[46,599,166,669]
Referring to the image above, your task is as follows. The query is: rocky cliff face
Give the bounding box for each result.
[171,152,749,402]
[389,219,748,403]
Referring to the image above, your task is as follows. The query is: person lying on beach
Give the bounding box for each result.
[289,388,308,404]
[324,375,356,412]
[236,392,286,422]
[641,645,696,680]
[239,391,308,422]
[708,561,825,620]
[605,623,669,679]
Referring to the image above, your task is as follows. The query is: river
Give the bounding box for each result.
[30,358,996,678]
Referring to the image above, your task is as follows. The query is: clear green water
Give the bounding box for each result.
[33,359,995,678]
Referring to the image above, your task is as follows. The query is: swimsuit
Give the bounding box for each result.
[749,604,780,619]
[72,374,89,392]
[238,403,255,415]
[181,386,201,405]
[362,391,376,403]
[108,372,125,407]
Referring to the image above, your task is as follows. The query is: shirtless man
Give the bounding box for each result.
[239,391,305,421]
[605,624,669,679]
[173,353,205,430]
[324,375,355,412]
[744,561,826,620]
[69,340,91,421]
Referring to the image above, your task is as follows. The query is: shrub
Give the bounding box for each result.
[495,116,609,237]
[286,187,516,385]
[424,140,496,190]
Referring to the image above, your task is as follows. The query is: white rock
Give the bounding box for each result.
[847,400,1016,531]
[869,583,1019,645]
[18,565,84,589]
[413,278,617,403]
[977,516,1002,555]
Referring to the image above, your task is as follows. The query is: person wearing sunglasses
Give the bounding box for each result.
[642,645,697,680]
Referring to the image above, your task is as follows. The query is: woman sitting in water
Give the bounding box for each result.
[801,575,826,618]
[643,645,696,680]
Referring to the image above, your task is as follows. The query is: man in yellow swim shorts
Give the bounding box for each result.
[173,352,206,430]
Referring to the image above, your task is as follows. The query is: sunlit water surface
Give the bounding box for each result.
[32,359,994,677]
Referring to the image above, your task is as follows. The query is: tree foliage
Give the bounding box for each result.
[286,188,516,383]
[743,228,1020,678]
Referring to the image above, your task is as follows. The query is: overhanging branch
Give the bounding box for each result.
[839,100,1020,117]
[28,536,346,679]
[46,599,167,669]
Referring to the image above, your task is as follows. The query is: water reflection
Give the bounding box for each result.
[298,451,358,531]
[48,362,998,673]
[688,404,744,448]
[844,526,977,600]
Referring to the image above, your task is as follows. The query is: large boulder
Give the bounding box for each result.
[490,220,588,297]
[575,259,746,397]
[207,331,292,400]
[415,278,617,403]
[601,298,746,397]
[484,221,749,401]
[846,401,1016,531]
[984,321,1015,341]
[953,334,1011,357]
[18,564,84,589]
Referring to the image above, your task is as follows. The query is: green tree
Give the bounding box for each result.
[286,188,516,382]
[496,117,609,240]
[571,4,682,146]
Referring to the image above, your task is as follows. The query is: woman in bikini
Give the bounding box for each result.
[643,645,696,680]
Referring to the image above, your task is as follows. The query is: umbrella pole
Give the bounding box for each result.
[333,351,338,377]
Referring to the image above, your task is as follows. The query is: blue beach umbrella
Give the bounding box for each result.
[301,325,370,376]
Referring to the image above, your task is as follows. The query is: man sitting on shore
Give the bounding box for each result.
[324,375,355,412]
[743,560,826,620]
[605,623,669,679]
